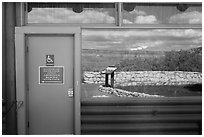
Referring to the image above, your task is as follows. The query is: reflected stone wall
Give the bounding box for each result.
[83,71,202,86]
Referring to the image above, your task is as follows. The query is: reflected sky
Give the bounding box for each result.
[123,5,202,24]
[28,4,202,24]
[82,29,202,51]
[28,8,115,23]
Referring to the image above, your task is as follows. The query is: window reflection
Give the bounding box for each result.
[27,3,115,24]
[81,29,202,98]
[123,3,202,24]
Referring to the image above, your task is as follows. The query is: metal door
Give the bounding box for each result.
[27,35,74,134]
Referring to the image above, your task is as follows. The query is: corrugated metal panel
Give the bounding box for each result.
[81,97,202,135]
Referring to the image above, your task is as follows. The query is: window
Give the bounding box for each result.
[26,2,202,26]
[25,2,202,98]
[81,29,202,98]
[27,3,116,24]
[123,3,202,25]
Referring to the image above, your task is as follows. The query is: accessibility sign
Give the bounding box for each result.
[46,55,54,66]
[39,66,64,84]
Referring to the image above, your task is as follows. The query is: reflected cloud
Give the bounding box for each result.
[130,41,163,51]
[123,9,159,24]
[124,8,202,25]
[83,29,201,39]
[28,8,115,23]
[134,15,159,24]
[123,19,133,24]
[131,46,148,51]
[82,29,202,51]
[157,29,202,38]
[129,9,147,16]
[169,11,202,24]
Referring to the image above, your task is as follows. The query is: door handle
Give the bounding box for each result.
[67,88,73,97]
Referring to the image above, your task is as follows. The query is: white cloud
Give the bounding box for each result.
[134,15,159,24]
[183,29,202,38]
[83,29,201,51]
[192,37,202,45]
[123,19,133,24]
[83,29,201,41]
[129,9,147,16]
[28,8,115,24]
[165,29,202,38]
[169,11,202,24]
[68,10,115,23]
[130,46,147,51]
[112,41,122,44]
[123,9,159,24]
[130,41,163,51]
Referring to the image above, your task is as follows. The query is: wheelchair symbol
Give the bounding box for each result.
[46,55,54,66]
[47,55,53,63]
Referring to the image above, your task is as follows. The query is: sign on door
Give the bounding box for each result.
[39,66,64,84]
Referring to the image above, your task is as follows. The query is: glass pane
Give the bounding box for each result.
[123,3,202,24]
[27,3,115,24]
[82,29,202,98]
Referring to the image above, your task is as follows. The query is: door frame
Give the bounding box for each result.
[15,26,81,135]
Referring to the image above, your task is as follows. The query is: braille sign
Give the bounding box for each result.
[46,55,54,66]
[39,66,64,84]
